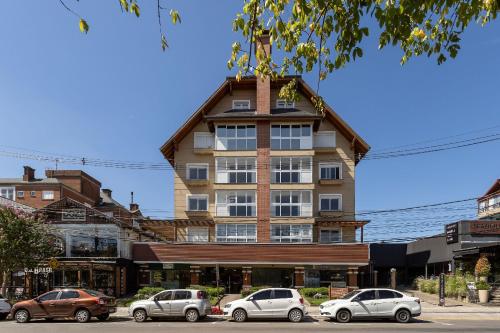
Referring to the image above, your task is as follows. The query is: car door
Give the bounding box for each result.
[32,291,60,318]
[149,290,172,316]
[270,289,294,317]
[350,290,377,317]
[57,290,81,317]
[376,290,400,316]
[170,290,191,316]
[246,290,273,317]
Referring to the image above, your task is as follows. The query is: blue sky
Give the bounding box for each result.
[0,1,498,241]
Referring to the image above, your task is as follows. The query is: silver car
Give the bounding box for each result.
[0,294,11,320]
[129,289,211,322]
[319,288,421,323]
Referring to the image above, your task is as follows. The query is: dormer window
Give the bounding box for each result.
[232,100,251,110]
[276,99,295,109]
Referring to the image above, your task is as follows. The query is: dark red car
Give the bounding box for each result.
[11,289,116,323]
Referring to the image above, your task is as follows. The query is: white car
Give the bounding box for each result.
[0,294,11,320]
[224,288,306,322]
[319,288,421,323]
[128,289,212,322]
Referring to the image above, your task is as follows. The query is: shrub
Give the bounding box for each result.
[475,280,490,290]
[475,256,491,277]
[241,286,271,297]
[300,287,329,297]
[189,285,225,298]
[135,287,165,300]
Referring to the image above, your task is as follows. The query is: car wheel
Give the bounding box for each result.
[336,309,351,323]
[232,308,247,322]
[97,313,110,321]
[288,308,303,323]
[15,309,30,323]
[185,309,199,322]
[75,309,91,323]
[395,309,411,323]
[133,309,147,322]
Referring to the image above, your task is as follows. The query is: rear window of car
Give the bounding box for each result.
[60,291,80,299]
[393,291,404,298]
[83,289,104,297]
[273,289,293,299]
[198,291,208,299]
[173,290,191,300]
[378,290,396,299]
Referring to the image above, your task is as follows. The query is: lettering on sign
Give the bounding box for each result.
[445,223,458,244]
[24,267,53,275]
[470,221,500,235]
[62,209,86,222]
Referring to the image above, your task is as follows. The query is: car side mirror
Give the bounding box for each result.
[153,296,159,302]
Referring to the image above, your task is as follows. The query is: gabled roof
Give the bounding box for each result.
[479,179,500,200]
[159,76,370,165]
[0,196,36,213]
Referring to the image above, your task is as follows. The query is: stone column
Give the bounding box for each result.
[347,269,359,287]
[190,266,201,286]
[294,267,305,288]
[390,268,397,289]
[242,267,252,291]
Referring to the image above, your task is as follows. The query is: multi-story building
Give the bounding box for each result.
[134,33,371,292]
[478,179,499,220]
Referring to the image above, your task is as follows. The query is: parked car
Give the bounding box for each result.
[0,294,12,320]
[319,288,421,323]
[223,288,306,323]
[11,289,116,323]
[128,289,211,322]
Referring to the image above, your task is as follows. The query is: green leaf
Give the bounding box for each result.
[79,19,89,34]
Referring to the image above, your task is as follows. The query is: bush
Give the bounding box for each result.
[299,287,329,297]
[241,286,271,297]
[189,285,225,298]
[135,287,165,300]
[475,280,490,290]
[475,256,491,277]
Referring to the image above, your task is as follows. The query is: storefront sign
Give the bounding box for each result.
[48,258,60,270]
[163,263,174,269]
[24,267,53,275]
[438,273,445,306]
[62,209,86,222]
[470,221,500,235]
[446,223,459,244]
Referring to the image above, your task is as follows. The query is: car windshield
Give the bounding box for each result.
[341,290,362,300]
[83,289,104,297]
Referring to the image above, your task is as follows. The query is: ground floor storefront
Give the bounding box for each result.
[133,242,369,293]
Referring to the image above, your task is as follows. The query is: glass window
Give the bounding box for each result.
[357,291,376,301]
[393,291,404,298]
[30,191,36,197]
[320,195,342,211]
[60,290,80,299]
[157,291,172,301]
[276,99,295,109]
[187,227,209,242]
[320,229,341,243]
[378,290,396,299]
[232,100,251,109]
[270,124,312,150]
[16,191,24,198]
[42,191,54,200]
[273,289,293,299]
[216,191,256,217]
[70,236,118,257]
[271,157,312,184]
[319,163,341,180]
[271,224,312,243]
[187,195,208,211]
[216,224,256,243]
[252,290,271,300]
[216,157,256,183]
[187,164,208,180]
[174,290,191,300]
[216,125,256,150]
[39,291,59,302]
[0,187,14,200]
[271,191,312,217]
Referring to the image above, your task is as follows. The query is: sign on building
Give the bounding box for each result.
[445,222,458,244]
[470,221,500,235]
[62,209,86,222]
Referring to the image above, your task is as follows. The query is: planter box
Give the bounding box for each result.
[478,290,489,303]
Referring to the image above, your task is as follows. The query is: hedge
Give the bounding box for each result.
[241,286,271,297]
[300,287,329,297]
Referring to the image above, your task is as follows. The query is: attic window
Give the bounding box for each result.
[232,100,251,110]
[276,99,295,109]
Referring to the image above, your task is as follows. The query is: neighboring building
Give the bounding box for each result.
[0,196,36,213]
[0,166,101,208]
[478,179,500,220]
[368,243,409,287]
[134,32,371,292]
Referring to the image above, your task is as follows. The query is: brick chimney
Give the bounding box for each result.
[23,166,35,181]
[102,188,112,198]
[255,30,271,115]
[130,203,139,212]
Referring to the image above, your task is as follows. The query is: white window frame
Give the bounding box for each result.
[232,100,251,110]
[270,123,313,150]
[16,191,24,198]
[194,132,214,149]
[319,228,342,243]
[186,227,209,243]
[215,223,257,243]
[276,99,295,109]
[314,131,336,148]
[30,191,36,197]
[319,162,342,180]
[319,194,343,212]
[215,190,256,217]
[271,156,312,183]
[0,187,15,201]
[186,194,209,211]
[271,190,313,217]
[270,224,313,243]
[215,124,257,151]
[42,190,54,200]
[216,157,256,184]
[186,163,209,180]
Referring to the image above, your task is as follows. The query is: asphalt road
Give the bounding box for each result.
[0,317,499,333]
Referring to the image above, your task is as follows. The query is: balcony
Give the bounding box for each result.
[478,200,500,219]
[185,179,209,186]
[319,210,344,218]
[319,179,343,186]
